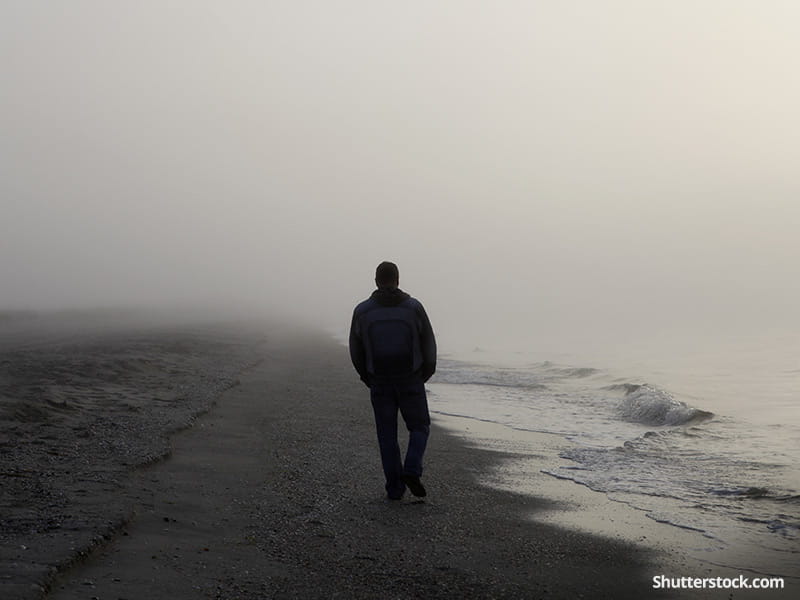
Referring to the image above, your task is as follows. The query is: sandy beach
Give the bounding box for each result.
[2,319,792,599]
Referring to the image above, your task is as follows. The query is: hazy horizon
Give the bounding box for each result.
[3,1,799,352]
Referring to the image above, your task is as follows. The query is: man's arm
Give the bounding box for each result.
[348,310,371,388]
[417,302,437,382]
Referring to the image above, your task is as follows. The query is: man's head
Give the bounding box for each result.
[375,261,399,289]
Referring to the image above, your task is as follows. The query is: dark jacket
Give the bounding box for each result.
[349,287,436,386]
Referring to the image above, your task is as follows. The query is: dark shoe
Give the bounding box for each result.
[386,483,405,501]
[401,474,427,497]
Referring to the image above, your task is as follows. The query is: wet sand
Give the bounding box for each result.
[432,415,797,599]
[5,318,791,598]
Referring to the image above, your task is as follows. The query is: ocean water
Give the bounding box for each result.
[426,327,800,580]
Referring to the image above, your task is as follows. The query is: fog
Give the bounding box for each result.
[3,1,799,352]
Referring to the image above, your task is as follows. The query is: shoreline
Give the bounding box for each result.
[434,413,768,584]
[429,411,797,598]
[3,321,791,598]
[429,412,702,550]
[432,410,800,598]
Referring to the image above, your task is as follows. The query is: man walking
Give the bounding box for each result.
[349,261,437,500]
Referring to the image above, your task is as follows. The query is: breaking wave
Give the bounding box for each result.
[614,383,713,426]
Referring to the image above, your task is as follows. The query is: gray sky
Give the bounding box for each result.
[2,1,799,351]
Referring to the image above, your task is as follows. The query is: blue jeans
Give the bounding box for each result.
[370,378,430,498]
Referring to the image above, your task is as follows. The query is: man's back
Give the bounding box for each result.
[350,286,436,385]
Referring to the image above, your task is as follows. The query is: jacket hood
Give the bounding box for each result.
[371,287,411,307]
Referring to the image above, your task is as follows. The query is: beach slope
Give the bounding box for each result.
[43,326,665,599]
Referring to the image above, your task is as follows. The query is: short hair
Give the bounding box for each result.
[375,261,399,286]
